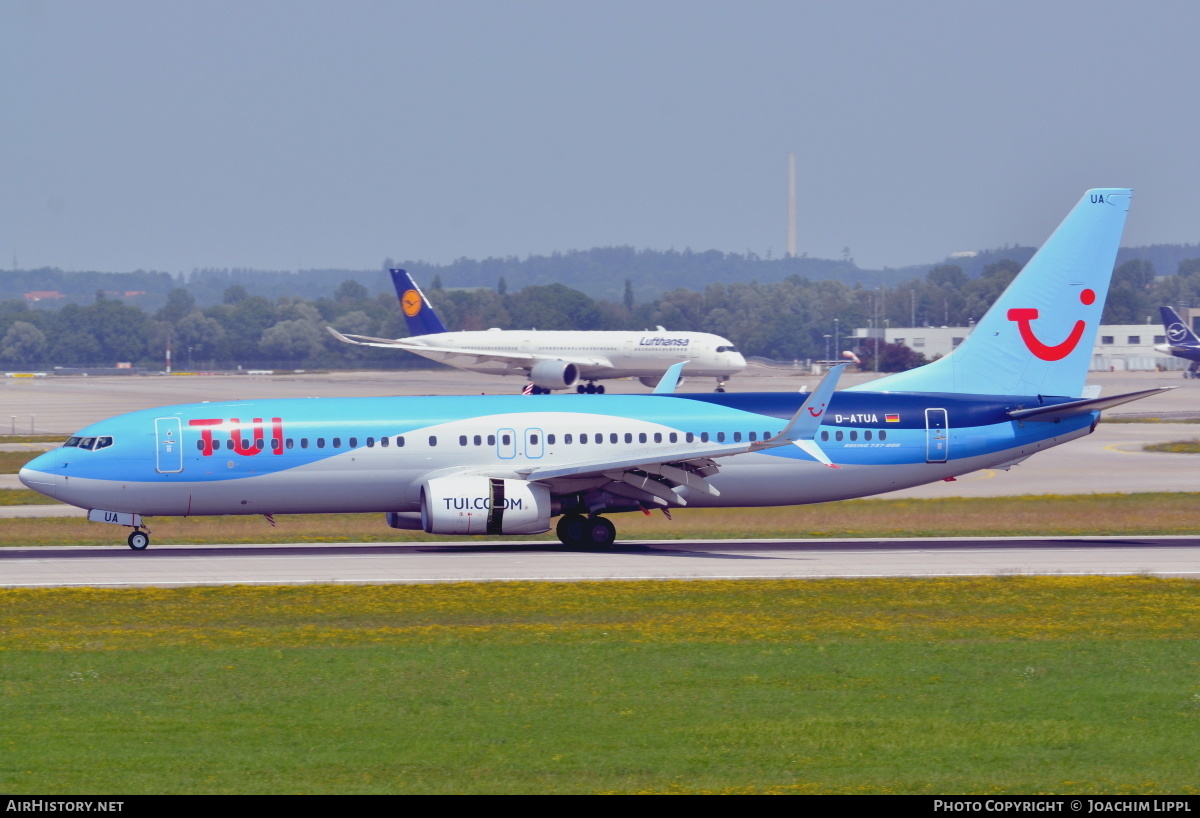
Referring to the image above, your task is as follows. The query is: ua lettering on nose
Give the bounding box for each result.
[1006,289,1095,362]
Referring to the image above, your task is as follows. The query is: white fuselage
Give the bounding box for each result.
[403,329,746,380]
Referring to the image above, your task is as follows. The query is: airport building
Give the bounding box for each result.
[849,307,1199,373]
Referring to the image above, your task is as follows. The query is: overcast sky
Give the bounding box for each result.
[2,0,1197,274]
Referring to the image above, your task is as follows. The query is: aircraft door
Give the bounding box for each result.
[155,417,184,473]
[497,428,517,459]
[925,408,948,463]
[524,428,544,459]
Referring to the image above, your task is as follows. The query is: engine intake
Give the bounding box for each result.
[421,476,551,535]
[529,359,579,390]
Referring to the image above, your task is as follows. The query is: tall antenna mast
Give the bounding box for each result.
[786,152,797,258]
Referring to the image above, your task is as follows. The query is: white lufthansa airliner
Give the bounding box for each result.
[21,189,1166,551]
[327,269,746,393]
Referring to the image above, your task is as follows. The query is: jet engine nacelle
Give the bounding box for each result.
[420,476,552,535]
[639,375,685,389]
[385,511,424,530]
[529,359,579,390]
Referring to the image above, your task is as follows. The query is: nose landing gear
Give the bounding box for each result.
[127,529,151,550]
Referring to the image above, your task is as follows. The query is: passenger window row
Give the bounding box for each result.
[819,429,889,442]
[196,435,410,452]
[195,427,795,454]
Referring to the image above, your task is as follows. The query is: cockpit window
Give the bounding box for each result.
[716,345,739,353]
[62,436,113,451]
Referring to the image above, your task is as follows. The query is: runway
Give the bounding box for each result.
[3,536,1198,588]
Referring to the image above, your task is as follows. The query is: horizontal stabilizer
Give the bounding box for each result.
[1006,387,1174,422]
[327,327,410,348]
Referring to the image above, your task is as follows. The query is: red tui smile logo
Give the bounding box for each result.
[1006,289,1096,361]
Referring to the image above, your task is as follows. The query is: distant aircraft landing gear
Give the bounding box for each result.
[575,382,605,394]
[556,513,616,548]
[127,529,150,550]
[715,377,727,393]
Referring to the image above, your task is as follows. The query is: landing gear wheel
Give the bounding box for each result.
[715,386,726,392]
[585,516,616,548]
[576,384,587,393]
[556,513,589,546]
[595,384,605,394]
[127,531,150,550]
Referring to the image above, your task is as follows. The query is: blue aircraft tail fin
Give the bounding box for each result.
[1160,306,1200,348]
[849,188,1132,398]
[390,269,448,336]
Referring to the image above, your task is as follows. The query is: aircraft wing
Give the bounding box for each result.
[501,365,847,508]
[326,327,612,368]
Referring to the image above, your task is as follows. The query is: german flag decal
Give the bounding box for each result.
[885,413,900,423]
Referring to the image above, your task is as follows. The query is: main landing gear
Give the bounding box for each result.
[575,382,605,394]
[555,513,617,548]
[127,529,151,550]
[715,377,727,393]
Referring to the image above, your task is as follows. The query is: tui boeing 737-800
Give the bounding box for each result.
[20,189,1167,550]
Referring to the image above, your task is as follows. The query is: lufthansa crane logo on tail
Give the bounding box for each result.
[1006,289,1096,361]
[1167,322,1189,343]
[401,289,423,317]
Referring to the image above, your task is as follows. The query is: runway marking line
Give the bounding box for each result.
[5,569,1200,589]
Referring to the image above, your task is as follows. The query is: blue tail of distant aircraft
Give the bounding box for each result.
[850,188,1132,398]
[1160,306,1200,349]
[390,269,449,336]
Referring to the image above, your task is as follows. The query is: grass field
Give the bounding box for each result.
[2,492,1196,547]
[0,450,45,473]
[2,577,1198,794]
[0,489,64,506]
[1144,439,1200,454]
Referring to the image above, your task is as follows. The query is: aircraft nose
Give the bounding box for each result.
[18,451,60,491]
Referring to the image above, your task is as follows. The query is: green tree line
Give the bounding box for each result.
[1,258,1198,371]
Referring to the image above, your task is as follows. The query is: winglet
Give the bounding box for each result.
[752,363,845,467]
[652,362,688,394]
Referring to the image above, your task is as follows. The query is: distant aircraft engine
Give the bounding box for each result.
[420,476,552,535]
[529,360,579,390]
[639,375,685,389]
